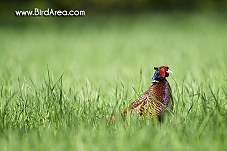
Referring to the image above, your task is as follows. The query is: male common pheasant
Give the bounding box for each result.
[123,66,173,121]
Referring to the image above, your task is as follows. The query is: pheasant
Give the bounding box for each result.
[123,66,173,121]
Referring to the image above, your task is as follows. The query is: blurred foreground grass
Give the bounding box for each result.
[0,12,227,151]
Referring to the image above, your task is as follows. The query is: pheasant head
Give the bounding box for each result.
[152,66,173,83]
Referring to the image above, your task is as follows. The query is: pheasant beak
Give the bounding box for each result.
[166,69,173,74]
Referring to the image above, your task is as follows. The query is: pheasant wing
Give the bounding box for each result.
[129,93,148,110]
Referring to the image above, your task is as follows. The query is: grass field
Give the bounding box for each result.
[0,12,227,151]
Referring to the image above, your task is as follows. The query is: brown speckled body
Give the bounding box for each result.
[125,80,173,121]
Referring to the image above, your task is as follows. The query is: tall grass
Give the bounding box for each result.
[0,12,227,150]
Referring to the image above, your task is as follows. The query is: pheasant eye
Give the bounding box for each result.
[160,68,165,72]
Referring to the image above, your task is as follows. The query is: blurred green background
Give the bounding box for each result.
[1,0,227,11]
[1,0,227,83]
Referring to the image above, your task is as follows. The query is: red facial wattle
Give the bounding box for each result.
[159,66,169,78]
